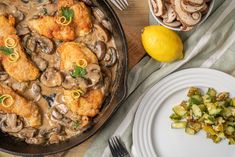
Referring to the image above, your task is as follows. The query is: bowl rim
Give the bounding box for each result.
[148,0,215,31]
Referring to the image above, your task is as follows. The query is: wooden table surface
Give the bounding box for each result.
[0,0,149,157]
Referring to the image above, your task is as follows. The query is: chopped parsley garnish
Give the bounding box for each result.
[61,7,74,21]
[70,66,87,78]
[0,46,14,55]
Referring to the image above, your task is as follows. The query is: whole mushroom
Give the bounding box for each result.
[40,68,63,87]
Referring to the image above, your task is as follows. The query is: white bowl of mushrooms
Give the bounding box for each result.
[149,0,214,31]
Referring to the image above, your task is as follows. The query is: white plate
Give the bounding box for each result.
[133,68,235,157]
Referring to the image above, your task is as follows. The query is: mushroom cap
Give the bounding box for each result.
[180,0,206,13]
[94,24,110,43]
[1,114,23,133]
[40,67,63,87]
[172,0,202,26]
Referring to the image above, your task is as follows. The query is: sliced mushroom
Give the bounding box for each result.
[183,0,204,6]
[1,114,23,133]
[93,8,105,22]
[23,34,54,54]
[54,93,65,105]
[164,3,177,23]
[29,83,42,102]
[180,25,194,31]
[31,55,48,71]
[16,24,30,36]
[172,0,202,26]
[62,75,88,91]
[152,0,164,16]
[40,68,63,87]
[34,35,54,54]
[200,4,209,14]
[48,133,64,144]
[101,19,112,32]
[94,24,110,42]
[21,0,29,3]
[94,41,106,60]
[51,114,72,126]
[62,75,78,90]
[163,19,182,27]
[85,64,102,87]
[101,76,111,95]
[49,105,72,127]
[81,0,93,6]
[192,12,201,20]
[103,47,117,67]
[180,0,206,13]
[0,114,6,123]
[43,93,56,107]
[23,34,36,54]
[25,137,45,144]
[56,104,69,115]
[52,108,63,120]
[0,72,9,81]
[19,128,37,138]
[12,82,29,93]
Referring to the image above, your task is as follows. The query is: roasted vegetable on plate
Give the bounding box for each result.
[170,87,235,144]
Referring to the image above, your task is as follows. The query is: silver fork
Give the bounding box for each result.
[108,136,131,157]
[109,0,129,11]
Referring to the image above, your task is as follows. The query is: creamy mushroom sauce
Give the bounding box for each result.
[0,0,117,144]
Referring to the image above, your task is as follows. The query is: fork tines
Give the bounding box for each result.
[108,136,130,157]
[110,0,129,11]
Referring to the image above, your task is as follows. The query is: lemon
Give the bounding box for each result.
[141,25,184,63]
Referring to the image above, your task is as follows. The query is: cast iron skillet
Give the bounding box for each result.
[0,0,128,156]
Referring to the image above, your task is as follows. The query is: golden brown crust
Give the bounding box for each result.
[28,2,92,41]
[28,16,76,41]
[57,0,75,10]
[57,42,98,72]
[0,15,16,37]
[64,89,104,117]
[71,2,93,36]
[0,15,40,82]
[0,84,41,127]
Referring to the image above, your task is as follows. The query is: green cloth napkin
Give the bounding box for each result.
[82,0,235,156]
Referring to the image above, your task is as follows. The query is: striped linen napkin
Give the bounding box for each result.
[84,0,235,156]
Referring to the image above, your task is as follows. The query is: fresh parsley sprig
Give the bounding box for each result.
[0,46,14,56]
[61,7,74,21]
[70,66,87,78]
